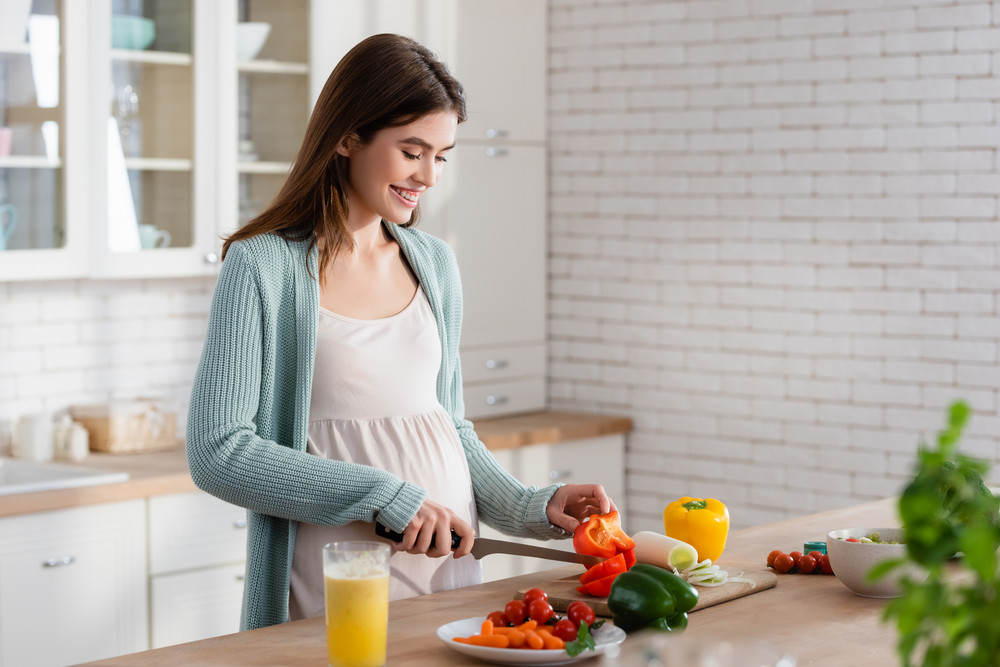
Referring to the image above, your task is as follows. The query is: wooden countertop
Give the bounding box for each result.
[0,411,632,517]
[80,497,902,666]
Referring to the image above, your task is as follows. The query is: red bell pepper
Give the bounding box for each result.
[579,552,628,585]
[572,511,636,559]
[575,571,621,597]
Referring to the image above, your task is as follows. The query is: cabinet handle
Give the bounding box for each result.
[485,128,508,139]
[235,574,245,582]
[485,359,509,370]
[204,252,219,264]
[42,556,75,568]
[485,395,509,406]
[485,147,508,158]
[233,519,248,529]
[549,469,573,481]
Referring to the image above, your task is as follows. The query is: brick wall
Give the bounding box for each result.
[548,0,1000,531]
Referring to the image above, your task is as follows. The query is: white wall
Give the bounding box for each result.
[548,0,1000,531]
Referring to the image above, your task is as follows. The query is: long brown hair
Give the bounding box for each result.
[222,34,466,280]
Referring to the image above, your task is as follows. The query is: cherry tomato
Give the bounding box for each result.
[522,588,548,608]
[807,550,824,561]
[486,610,508,627]
[846,538,860,543]
[528,599,554,624]
[504,599,527,625]
[818,554,834,575]
[766,549,783,567]
[773,553,794,574]
[567,600,596,629]
[788,551,803,562]
[797,554,817,575]
[552,618,578,641]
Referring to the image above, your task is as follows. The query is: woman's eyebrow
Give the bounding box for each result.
[399,136,455,151]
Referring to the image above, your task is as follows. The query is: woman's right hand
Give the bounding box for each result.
[397,499,475,559]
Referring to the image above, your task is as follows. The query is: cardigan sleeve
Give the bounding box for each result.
[186,240,427,533]
[421,234,568,541]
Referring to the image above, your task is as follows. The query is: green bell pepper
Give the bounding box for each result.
[607,564,699,634]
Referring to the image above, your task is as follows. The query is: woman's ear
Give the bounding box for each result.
[336,133,360,158]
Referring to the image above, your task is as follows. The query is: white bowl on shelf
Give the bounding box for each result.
[237,22,271,61]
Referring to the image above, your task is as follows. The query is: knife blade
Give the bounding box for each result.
[375,523,601,568]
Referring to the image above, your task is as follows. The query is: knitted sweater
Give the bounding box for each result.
[186,223,564,630]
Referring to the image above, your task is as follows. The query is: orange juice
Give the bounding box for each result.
[324,572,389,667]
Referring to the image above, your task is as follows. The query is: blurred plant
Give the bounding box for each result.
[872,401,1000,667]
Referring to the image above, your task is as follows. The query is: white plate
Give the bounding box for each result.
[437,616,626,666]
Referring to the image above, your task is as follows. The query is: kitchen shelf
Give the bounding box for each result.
[111,49,193,67]
[0,156,62,168]
[237,160,290,174]
[237,59,308,74]
[123,157,193,172]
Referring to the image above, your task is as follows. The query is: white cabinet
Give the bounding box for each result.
[0,499,148,667]
[479,435,626,583]
[311,0,548,419]
[148,491,247,648]
[0,0,314,280]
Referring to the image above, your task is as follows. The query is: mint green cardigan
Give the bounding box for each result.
[187,224,563,630]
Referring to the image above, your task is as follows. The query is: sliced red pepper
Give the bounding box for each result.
[579,552,628,585]
[574,572,621,598]
[572,511,636,558]
[622,547,636,569]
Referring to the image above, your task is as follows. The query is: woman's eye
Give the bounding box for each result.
[435,155,447,163]
[402,151,420,160]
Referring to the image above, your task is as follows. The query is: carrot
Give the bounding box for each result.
[493,627,526,648]
[453,634,510,648]
[522,628,545,650]
[516,619,538,632]
[480,619,494,636]
[535,627,565,650]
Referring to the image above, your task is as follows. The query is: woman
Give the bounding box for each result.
[187,34,616,630]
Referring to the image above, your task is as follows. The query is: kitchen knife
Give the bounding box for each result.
[375,523,602,568]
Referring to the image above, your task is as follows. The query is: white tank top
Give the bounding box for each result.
[288,286,481,620]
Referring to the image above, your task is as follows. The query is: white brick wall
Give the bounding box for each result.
[549,0,1000,532]
[0,278,215,448]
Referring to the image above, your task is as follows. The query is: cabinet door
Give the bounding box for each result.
[443,143,546,349]
[148,491,248,575]
[452,0,546,143]
[150,563,244,648]
[0,500,148,667]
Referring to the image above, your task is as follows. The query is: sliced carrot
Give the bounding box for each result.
[453,634,510,648]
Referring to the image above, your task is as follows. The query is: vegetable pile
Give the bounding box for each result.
[766,548,834,575]
[607,563,699,633]
[456,590,602,657]
[573,511,636,597]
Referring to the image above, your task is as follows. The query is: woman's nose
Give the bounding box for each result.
[416,159,439,187]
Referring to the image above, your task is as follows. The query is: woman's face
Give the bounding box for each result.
[340,111,458,227]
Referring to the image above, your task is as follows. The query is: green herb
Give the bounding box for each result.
[872,401,1000,667]
[564,619,604,658]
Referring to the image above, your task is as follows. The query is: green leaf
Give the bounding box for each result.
[564,621,597,658]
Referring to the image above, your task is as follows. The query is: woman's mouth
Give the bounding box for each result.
[390,185,419,207]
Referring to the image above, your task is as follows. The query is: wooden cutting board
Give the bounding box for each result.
[517,568,777,617]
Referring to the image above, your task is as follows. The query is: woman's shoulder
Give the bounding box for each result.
[228,232,310,258]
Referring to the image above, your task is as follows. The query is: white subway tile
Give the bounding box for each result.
[917,4,992,29]
[883,29,955,54]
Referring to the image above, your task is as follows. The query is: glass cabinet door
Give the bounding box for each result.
[0,0,63,253]
[233,0,309,230]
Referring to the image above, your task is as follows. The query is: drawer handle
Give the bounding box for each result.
[233,519,248,529]
[42,556,75,568]
[549,469,573,481]
[235,574,245,582]
[485,359,508,370]
[485,395,509,406]
[485,147,508,158]
[485,128,508,139]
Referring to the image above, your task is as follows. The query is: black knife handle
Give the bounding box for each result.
[375,522,462,550]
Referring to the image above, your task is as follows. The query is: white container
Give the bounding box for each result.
[237,22,271,60]
[14,413,54,463]
[0,0,32,47]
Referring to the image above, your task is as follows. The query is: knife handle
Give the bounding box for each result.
[375,522,462,550]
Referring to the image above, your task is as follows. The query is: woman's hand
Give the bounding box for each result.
[546,484,617,533]
[398,499,475,559]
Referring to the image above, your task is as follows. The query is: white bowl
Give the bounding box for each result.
[826,527,923,598]
[237,22,271,61]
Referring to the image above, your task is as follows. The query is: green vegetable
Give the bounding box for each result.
[564,619,603,658]
[873,401,1000,667]
[607,564,698,633]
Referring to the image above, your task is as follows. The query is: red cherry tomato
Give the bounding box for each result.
[846,538,860,543]
[807,550,824,561]
[797,554,817,575]
[788,551,803,562]
[528,599,554,624]
[567,600,596,629]
[552,618,578,641]
[773,553,794,574]
[818,554,834,575]
[486,610,508,627]
[522,588,548,607]
[766,549,783,567]
[504,599,527,625]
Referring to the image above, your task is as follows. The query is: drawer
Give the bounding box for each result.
[148,491,248,575]
[150,562,244,648]
[460,343,545,383]
[463,377,545,419]
[517,435,625,503]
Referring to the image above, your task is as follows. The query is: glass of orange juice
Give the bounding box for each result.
[323,541,391,667]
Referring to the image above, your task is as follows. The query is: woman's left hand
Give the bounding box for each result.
[545,484,617,533]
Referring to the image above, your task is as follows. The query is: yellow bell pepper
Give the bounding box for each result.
[663,497,730,563]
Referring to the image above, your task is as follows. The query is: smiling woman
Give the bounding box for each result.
[185,33,620,633]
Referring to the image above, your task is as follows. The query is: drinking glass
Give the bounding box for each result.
[323,541,390,667]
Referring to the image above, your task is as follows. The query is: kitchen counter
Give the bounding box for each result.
[80,496,901,666]
[0,410,632,517]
